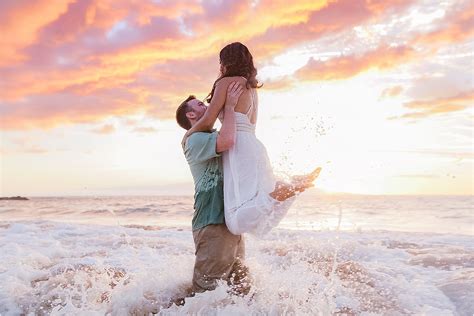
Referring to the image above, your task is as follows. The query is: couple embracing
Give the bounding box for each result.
[175,42,320,300]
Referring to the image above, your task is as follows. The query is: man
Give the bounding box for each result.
[175,82,250,301]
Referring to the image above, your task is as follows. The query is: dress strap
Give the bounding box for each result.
[245,89,255,117]
[238,77,257,122]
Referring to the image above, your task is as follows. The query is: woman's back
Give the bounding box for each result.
[221,76,258,124]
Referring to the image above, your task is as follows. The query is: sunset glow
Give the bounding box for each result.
[1,0,473,196]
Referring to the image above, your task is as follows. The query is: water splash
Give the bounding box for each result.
[324,201,343,313]
[107,205,131,246]
[1,196,473,314]
[274,114,333,180]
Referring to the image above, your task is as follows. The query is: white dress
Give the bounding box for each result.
[222,89,295,236]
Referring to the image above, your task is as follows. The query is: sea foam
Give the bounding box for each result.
[0,195,472,315]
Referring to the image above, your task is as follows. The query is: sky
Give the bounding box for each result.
[0,0,473,197]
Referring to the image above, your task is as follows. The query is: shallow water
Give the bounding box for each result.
[0,195,473,315]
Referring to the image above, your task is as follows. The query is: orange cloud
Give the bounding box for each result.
[390,90,474,120]
[0,0,74,66]
[6,137,49,154]
[1,0,416,102]
[21,146,49,154]
[0,88,153,130]
[295,46,417,81]
[379,149,474,160]
[133,126,158,133]
[91,124,116,134]
[82,0,331,72]
[411,1,474,45]
[380,86,404,98]
[0,0,201,101]
[395,174,440,179]
[263,78,297,91]
[248,0,416,59]
[0,55,219,129]
[0,0,467,130]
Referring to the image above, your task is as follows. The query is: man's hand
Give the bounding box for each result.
[225,81,244,108]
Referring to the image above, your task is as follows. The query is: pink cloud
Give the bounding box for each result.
[389,90,474,120]
[91,124,116,134]
[380,86,404,98]
[6,137,49,154]
[0,55,219,129]
[21,146,49,154]
[0,0,470,130]
[0,88,151,130]
[411,1,474,45]
[0,0,74,66]
[248,0,415,59]
[295,46,417,81]
[133,126,158,133]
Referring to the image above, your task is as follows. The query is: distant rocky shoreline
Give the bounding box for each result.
[0,196,29,200]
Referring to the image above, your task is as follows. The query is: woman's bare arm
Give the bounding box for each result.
[216,82,243,153]
[186,79,229,135]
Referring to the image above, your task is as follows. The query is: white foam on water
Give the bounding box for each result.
[1,219,473,315]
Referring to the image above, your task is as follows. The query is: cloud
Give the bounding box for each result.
[395,174,440,179]
[20,146,49,154]
[0,0,414,97]
[0,0,74,66]
[4,137,49,154]
[375,149,474,160]
[0,88,150,130]
[0,0,470,130]
[295,45,417,81]
[0,55,219,129]
[411,1,474,46]
[91,124,115,134]
[262,79,296,91]
[380,85,404,98]
[248,0,413,59]
[389,90,474,120]
[133,126,158,133]
[122,118,138,126]
[289,1,472,86]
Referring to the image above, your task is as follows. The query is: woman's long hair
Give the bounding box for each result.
[206,42,262,103]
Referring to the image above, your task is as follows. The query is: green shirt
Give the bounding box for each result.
[184,131,225,231]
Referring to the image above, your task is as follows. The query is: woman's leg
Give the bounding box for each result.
[226,167,321,235]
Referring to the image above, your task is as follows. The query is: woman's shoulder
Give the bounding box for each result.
[216,76,247,87]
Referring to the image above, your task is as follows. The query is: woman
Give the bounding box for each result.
[185,42,320,235]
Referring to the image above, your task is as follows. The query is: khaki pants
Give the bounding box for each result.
[192,224,250,295]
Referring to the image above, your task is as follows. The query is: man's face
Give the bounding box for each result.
[187,99,207,121]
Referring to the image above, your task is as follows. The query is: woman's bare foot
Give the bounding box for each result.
[292,167,321,192]
[270,181,296,201]
[270,167,321,201]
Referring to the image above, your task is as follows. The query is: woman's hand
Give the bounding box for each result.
[225,81,243,109]
[181,81,241,148]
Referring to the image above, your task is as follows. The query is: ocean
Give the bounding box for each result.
[0,194,472,315]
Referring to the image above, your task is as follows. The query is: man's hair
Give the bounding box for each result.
[176,95,196,130]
